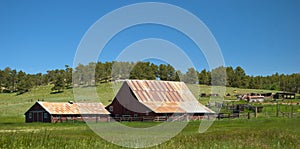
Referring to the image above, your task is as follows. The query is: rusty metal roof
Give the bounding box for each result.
[126,80,214,113]
[38,102,110,115]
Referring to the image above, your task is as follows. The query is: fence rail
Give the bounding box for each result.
[214,102,300,119]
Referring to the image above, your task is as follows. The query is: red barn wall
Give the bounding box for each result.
[25,103,51,123]
[106,83,154,117]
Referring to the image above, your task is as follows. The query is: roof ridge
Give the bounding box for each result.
[126,79,183,83]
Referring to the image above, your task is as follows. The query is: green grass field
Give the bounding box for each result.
[0,119,299,148]
[0,83,299,148]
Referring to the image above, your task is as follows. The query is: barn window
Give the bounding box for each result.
[44,113,48,119]
[109,106,113,112]
[145,111,149,116]
[29,113,32,119]
[115,114,119,118]
[134,114,138,118]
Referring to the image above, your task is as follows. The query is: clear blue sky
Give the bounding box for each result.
[0,0,299,76]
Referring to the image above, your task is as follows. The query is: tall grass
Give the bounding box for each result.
[0,119,299,148]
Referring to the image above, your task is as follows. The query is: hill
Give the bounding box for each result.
[0,82,284,123]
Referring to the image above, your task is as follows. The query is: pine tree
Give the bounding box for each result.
[198,69,210,85]
[16,71,32,94]
[183,68,198,84]
[51,75,65,93]
[65,65,72,88]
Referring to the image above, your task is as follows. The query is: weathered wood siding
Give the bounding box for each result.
[25,103,51,123]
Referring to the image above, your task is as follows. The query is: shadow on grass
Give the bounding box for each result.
[50,91,64,94]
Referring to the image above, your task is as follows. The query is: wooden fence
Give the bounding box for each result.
[214,102,300,119]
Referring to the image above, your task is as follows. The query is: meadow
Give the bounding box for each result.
[0,83,299,148]
[0,119,299,148]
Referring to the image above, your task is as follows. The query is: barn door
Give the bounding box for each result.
[38,112,43,122]
[33,112,37,122]
[33,112,43,122]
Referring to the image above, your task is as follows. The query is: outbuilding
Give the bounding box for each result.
[25,101,110,123]
[246,95,265,102]
[106,80,215,121]
[273,92,296,99]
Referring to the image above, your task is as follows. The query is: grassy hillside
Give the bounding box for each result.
[0,82,284,123]
[0,83,299,148]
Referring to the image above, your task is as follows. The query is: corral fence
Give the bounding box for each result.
[262,103,300,118]
[211,102,300,119]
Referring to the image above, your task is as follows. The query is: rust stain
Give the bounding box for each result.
[38,102,110,115]
[126,80,214,113]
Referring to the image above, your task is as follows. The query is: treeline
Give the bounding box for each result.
[0,65,72,94]
[214,66,300,93]
[0,62,299,94]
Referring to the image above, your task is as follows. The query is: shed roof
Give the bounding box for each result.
[275,92,295,95]
[36,101,110,115]
[125,80,214,113]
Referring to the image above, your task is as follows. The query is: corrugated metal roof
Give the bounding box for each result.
[38,102,110,115]
[126,80,215,113]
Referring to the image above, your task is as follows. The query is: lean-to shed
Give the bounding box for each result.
[25,101,110,123]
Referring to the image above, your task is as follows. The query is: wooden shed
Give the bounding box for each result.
[106,80,215,121]
[25,101,110,123]
[273,92,296,99]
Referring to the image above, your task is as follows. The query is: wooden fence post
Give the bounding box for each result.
[276,102,279,117]
[255,106,257,118]
[291,105,293,118]
[248,112,250,119]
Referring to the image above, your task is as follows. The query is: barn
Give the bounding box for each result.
[106,80,215,121]
[24,101,110,123]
